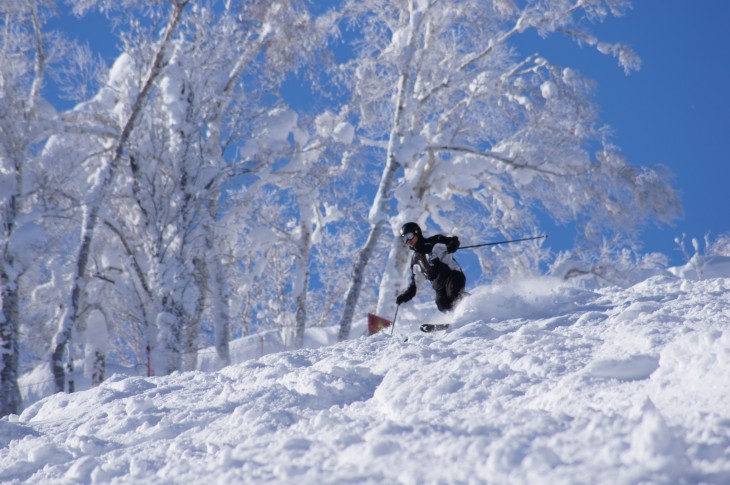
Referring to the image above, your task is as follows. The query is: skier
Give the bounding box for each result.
[395,222,466,313]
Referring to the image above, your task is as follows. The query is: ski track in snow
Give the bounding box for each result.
[2,270,730,484]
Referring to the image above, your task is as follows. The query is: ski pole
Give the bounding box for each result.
[390,304,400,336]
[459,234,548,250]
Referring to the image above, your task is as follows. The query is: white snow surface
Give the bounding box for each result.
[3,262,730,484]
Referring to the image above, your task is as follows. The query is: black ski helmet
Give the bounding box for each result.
[400,222,422,243]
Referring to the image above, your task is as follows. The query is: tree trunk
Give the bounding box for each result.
[293,196,313,349]
[51,305,73,392]
[1,267,22,416]
[211,260,231,365]
[337,223,386,341]
[376,238,413,317]
[91,351,105,386]
[67,353,75,393]
[184,258,207,372]
[203,232,231,367]
[376,156,432,316]
[293,256,311,350]
[294,279,309,348]
[183,318,200,372]
[160,296,185,374]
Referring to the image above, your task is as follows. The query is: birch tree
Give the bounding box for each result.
[0,0,59,416]
[336,0,680,339]
[241,111,353,348]
[191,0,333,359]
[49,0,190,391]
[77,0,333,370]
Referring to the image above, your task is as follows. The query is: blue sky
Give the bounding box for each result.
[517,0,730,264]
[48,1,729,266]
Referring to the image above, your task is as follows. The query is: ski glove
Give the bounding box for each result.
[446,236,460,253]
[396,282,417,305]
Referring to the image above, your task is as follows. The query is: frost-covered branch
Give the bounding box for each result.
[428,145,582,177]
[103,220,153,298]
[557,28,641,74]
[28,3,45,104]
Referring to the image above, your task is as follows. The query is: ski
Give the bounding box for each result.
[420,323,450,333]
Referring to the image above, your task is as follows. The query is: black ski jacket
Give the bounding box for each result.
[399,235,462,302]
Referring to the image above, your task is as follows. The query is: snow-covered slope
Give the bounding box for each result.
[2,266,730,484]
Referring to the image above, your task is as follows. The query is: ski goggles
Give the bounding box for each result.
[401,232,416,243]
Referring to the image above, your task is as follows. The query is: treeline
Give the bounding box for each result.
[0,0,680,416]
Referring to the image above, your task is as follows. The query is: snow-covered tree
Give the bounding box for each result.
[53,0,336,372]
[218,106,353,348]
[336,0,681,339]
[0,0,61,416]
[48,0,190,390]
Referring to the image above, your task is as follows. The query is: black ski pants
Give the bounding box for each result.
[432,269,466,313]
